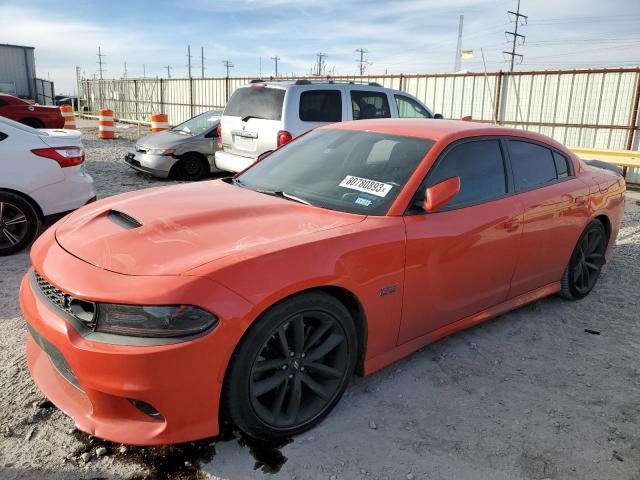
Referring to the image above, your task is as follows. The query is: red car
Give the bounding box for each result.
[0,93,64,129]
[20,119,625,444]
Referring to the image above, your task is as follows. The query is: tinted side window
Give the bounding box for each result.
[299,90,342,122]
[553,151,570,178]
[351,91,391,120]
[509,140,558,191]
[395,95,431,118]
[223,87,285,121]
[426,140,507,208]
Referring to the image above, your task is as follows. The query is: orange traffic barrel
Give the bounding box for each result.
[60,105,76,129]
[151,113,169,134]
[98,108,115,139]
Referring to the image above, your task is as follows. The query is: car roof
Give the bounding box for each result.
[321,118,568,150]
[239,80,392,91]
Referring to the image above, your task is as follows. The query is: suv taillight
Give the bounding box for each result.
[31,146,84,168]
[216,124,222,149]
[277,130,293,148]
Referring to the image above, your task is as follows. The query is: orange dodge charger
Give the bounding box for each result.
[20,119,625,444]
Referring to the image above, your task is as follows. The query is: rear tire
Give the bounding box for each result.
[223,292,357,440]
[177,154,209,181]
[0,192,41,256]
[20,118,44,129]
[559,220,608,300]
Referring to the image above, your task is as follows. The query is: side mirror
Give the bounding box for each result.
[433,113,444,119]
[423,176,461,212]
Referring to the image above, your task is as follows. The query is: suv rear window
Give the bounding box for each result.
[224,87,285,121]
[351,91,391,120]
[299,90,342,122]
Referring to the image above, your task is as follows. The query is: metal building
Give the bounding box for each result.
[0,43,37,99]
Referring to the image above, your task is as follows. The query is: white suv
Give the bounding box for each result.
[215,80,438,173]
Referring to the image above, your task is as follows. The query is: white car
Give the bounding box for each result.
[215,80,439,173]
[0,116,96,255]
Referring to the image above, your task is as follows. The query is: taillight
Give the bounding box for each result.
[277,130,293,148]
[216,124,222,149]
[31,146,84,168]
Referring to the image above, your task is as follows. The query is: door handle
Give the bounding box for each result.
[502,219,520,233]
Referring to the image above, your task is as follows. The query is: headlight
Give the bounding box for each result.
[95,304,218,338]
[146,148,175,156]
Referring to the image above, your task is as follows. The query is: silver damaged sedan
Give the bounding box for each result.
[125,110,223,180]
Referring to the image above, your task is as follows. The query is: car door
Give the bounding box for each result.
[505,139,590,297]
[399,137,524,344]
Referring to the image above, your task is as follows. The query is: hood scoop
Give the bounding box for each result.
[107,210,143,229]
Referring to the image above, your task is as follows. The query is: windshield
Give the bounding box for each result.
[223,87,285,121]
[236,129,434,215]
[171,110,222,135]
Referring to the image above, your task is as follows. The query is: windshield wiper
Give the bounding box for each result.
[241,115,266,122]
[255,188,313,206]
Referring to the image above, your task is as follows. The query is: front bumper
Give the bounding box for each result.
[124,150,177,178]
[20,229,255,445]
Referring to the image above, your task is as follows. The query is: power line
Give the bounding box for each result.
[96,46,106,79]
[200,46,206,78]
[504,0,527,72]
[187,45,193,78]
[222,59,234,78]
[355,48,372,76]
[271,55,280,77]
[314,52,327,76]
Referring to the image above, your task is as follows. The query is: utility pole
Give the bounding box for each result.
[454,15,464,72]
[315,52,327,76]
[271,55,280,77]
[96,46,106,79]
[165,65,172,78]
[200,46,206,78]
[504,0,527,71]
[123,61,128,78]
[355,48,371,76]
[143,64,146,78]
[187,45,193,78]
[222,60,234,78]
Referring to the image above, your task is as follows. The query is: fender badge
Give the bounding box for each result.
[379,285,398,297]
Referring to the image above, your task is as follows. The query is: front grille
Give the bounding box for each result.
[33,272,97,330]
[27,324,83,391]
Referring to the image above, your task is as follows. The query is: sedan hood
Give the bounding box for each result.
[55,180,363,276]
[137,130,194,149]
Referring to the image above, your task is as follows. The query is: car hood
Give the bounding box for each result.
[55,180,364,276]
[136,130,196,149]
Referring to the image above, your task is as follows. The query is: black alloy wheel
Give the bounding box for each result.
[0,193,40,256]
[560,220,608,299]
[178,154,209,181]
[224,292,357,440]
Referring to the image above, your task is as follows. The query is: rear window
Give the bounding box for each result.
[299,90,342,122]
[224,87,285,121]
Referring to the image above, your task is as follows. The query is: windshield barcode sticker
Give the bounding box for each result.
[339,176,393,197]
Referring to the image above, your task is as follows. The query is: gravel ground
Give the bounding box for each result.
[1,120,639,480]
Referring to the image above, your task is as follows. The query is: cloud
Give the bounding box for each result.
[1,0,638,94]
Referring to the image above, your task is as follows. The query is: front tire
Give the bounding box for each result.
[559,219,608,300]
[223,292,357,440]
[0,193,41,256]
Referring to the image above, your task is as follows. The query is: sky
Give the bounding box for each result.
[1,0,639,94]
